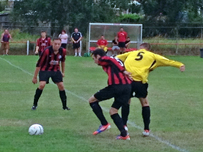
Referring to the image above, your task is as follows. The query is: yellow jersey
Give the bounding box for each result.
[116,49,184,83]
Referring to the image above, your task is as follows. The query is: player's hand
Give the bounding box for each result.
[123,70,133,81]
[62,73,65,77]
[35,51,38,55]
[180,65,185,72]
[32,77,37,84]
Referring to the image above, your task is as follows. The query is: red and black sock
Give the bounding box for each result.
[33,88,43,106]
[111,113,127,137]
[90,102,108,125]
[142,106,151,130]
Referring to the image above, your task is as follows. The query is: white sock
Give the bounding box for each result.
[79,53,81,56]
[75,52,77,56]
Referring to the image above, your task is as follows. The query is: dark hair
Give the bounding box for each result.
[140,43,151,50]
[41,31,46,33]
[62,30,66,33]
[53,37,61,41]
[92,49,106,57]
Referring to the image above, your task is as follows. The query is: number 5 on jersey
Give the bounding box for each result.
[135,52,144,61]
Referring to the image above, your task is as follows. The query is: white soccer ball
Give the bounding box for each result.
[28,124,44,135]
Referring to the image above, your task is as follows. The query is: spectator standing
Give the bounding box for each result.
[71,28,82,57]
[117,27,127,53]
[59,30,68,49]
[1,29,12,55]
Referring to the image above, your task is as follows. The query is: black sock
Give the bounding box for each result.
[142,106,151,130]
[33,88,43,106]
[111,113,127,137]
[121,103,130,126]
[90,102,108,125]
[59,90,67,108]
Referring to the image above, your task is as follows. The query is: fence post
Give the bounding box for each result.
[27,40,29,55]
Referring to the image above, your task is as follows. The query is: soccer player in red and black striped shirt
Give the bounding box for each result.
[31,38,70,110]
[35,31,51,56]
[89,49,132,140]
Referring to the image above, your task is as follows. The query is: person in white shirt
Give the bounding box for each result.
[59,30,68,49]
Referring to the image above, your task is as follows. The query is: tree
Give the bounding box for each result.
[139,0,203,24]
[11,0,131,35]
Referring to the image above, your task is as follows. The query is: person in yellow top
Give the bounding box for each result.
[116,43,185,136]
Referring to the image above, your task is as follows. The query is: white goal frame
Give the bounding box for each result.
[87,23,143,53]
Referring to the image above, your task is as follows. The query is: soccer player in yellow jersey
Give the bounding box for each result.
[116,43,185,136]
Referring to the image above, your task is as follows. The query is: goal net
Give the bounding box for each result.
[87,23,142,52]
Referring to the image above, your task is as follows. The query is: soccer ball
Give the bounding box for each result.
[28,124,44,135]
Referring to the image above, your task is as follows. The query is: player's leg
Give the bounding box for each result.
[89,86,114,135]
[5,43,9,55]
[52,71,70,110]
[73,43,77,56]
[110,106,129,140]
[1,43,5,55]
[121,99,131,126]
[135,82,150,136]
[111,84,131,140]
[78,42,82,57]
[32,81,46,110]
[139,97,150,136]
[32,71,50,110]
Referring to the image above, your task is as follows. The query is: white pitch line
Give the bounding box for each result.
[0,56,189,152]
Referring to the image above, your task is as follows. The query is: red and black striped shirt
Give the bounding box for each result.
[98,56,131,86]
[36,37,51,53]
[36,46,66,71]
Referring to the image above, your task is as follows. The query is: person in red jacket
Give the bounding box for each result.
[117,27,127,53]
[97,35,108,52]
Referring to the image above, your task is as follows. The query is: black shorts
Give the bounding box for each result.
[61,43,67,49]
[73,42,80,49]
[118,42,126,48]
[39,71,63,83]
[94,84,131,109]
[131,81,148,98]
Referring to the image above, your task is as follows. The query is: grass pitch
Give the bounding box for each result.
[0,55,202,152]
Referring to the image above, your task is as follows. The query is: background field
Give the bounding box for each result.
[0,55,202,152]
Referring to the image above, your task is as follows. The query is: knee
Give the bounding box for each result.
[39,83,46,90]
[109,108,118,115]
[88,96,97,103]
[57,83,64,91]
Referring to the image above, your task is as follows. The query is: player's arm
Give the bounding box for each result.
[77,33,82,43]
[32,67,40,84]
[48,38,51,46]
[60,49,66,77]
[32,50,47,83]
[61,62,65,77]
[1,33,3,42]
[116,52,131,62]
[71,33,75,43]
[9,34,12,40]
[151,54,185,71]
[35,39,40,54]
[97,40,100,47]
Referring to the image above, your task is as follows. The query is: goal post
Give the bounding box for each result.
[87,23,143,52]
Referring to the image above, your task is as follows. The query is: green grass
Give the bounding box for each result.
[0,55,202,152]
